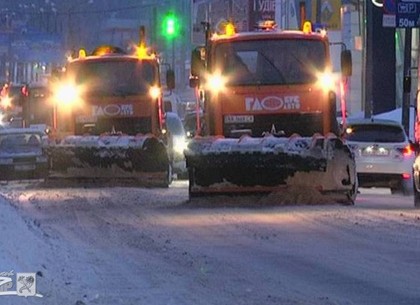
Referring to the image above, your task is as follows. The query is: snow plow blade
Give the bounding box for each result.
[185,134,357,204]
[45,134,171,187]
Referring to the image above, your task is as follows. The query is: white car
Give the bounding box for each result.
[344,118,415,195]
[165,112,188,179]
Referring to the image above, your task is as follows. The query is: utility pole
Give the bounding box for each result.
[362,0,368,116]
[316,0,321,24]
[402,28,412,137]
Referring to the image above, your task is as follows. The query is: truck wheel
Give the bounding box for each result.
[162,162,173,187]
[414,191,420,208]
[401,177,414,196]
[391,178,413,196]
[414,177,420,208]
[188,167,201,199]
[343,178,358,205]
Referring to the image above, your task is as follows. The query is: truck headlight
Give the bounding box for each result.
[149,86,161,99]
[316,72,337,92]
[206,71,227,94]
[0,96,12,109]
[54,83,81,106]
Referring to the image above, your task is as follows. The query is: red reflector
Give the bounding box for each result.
[402,173,411,179]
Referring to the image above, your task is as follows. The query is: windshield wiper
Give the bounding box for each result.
[258,52,286,83]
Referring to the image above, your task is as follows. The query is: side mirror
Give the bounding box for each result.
[341,49,352,77]
[191,46,205,79]
[189,76,200,88]
[166,69,175,90]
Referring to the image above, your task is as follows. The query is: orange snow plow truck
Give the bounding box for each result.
[186,21,357,203]
[46,43,173,186]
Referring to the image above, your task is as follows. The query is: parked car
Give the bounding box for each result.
[0,128,48,181]
[344,118,415,195]
[165,112,187,179]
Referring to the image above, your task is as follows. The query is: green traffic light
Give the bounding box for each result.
[163,12,178,38]
[167,19,175,35]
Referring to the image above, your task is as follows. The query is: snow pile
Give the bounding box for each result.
[188,134,336,156]
[188,186,334,207]
[0,194,74,304]
[259,185,332,205]
[53,134,154,147]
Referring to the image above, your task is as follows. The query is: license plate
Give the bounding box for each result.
[76,116,97,123]
[15,164,36,171]
[224,115,254,123]
[362,147,389,156]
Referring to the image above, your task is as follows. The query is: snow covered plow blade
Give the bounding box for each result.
[45,135,171,186]
[185,134,357,204]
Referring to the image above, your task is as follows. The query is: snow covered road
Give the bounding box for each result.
[0,181,419,305]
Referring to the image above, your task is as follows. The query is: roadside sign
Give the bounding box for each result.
[396,0,420,28]
[384,0,397,14]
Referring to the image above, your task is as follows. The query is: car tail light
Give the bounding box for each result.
[402,173,411,179]
[397,145,414,157]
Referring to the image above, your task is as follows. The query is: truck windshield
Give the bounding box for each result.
[214,39,327,86]
[69,59,157,96]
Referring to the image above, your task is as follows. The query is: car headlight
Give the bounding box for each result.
[0,158,13,165]
[173,136,188,155]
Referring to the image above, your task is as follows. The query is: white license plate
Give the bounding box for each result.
[76,116,97,123]
[224,115,254,123]
[15,164,36,171]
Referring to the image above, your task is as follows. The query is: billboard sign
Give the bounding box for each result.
[311,0,342,30]
[191,0,276,45]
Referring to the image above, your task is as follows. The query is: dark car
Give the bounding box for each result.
[183,111,204,138]
[0,128,48,181]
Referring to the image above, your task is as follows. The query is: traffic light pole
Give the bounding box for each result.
[172,38,175,71]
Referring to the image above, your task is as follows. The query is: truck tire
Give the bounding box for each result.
[414,177,420,208]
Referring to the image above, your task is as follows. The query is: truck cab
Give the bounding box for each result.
[190,22,352,138]
[51,46,164,137]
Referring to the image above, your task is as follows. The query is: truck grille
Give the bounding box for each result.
[13,157,37,164]
[75,117,152,135]
[223,113,324,138]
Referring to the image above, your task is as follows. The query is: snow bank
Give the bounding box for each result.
[0,189,109,304]
[0,196,61,303]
